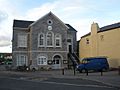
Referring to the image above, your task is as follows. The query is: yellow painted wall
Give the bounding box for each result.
[79,36,91,58]
[79,23,120,68]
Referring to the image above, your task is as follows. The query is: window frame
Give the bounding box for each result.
[55,34,62,47]
[17,34,27,48]
[37,56,47,65]
[46,31,54,47]
[38,33,45,47]
[16,55,28,66]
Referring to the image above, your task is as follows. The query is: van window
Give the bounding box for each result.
[82,59,90,64]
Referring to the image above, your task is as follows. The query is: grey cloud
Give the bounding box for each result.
[0,11,8,23]
[0,36,11,47]
[0,40,11,47]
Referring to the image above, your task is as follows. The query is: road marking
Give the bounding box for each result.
[0,77,115,89]
[42,81,114,89]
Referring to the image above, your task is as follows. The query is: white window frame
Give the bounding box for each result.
[46,31,54,47]
[16,55,28,66]
[55,34,62,47]
[37,56,47,65]
[38,33,45,47]
[17,34,27,47]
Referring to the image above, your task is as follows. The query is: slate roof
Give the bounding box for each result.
[99,22,120,32]
[13,20,34,28]
[81,22,120,38]
[65,24,77,32]
[13,20,77,32]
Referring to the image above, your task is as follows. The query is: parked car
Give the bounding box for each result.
[76,57,109,73]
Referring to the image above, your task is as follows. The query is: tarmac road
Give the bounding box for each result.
[0,77,119,90]
[0,70,120,90]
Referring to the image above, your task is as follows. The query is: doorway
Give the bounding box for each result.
[52,55,62,69]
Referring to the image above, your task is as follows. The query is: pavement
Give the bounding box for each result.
[0,69,120,89]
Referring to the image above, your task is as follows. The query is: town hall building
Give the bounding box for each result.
[12,12,77,70]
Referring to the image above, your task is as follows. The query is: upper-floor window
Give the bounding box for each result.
[46,32,54,47]
[38,33,45,47]
[18,34,27,47]
[55,34,61,47]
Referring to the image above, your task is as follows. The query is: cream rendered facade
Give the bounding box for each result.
[79,22,120,68]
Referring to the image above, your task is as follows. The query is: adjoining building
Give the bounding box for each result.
[79,22,120,69]
[12,12,78,70]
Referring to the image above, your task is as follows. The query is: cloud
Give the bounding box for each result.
[0,0,18,52]
[0,35,11,47]
[21,0,86,20]
[0,40,11,47]
[0,11,8,23]
[24,2,56,20]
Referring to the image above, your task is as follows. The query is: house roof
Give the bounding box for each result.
[99,22,120,32]
[13,19,34,28]
[81,22,120,38]
[13,20,77,32]
[30,12,69,29]
[65,24,77,32]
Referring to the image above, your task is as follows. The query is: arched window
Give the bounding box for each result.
[46,32,54,47]
[38,33,45,47]
[55,34,61,47]
[37,56,47,65]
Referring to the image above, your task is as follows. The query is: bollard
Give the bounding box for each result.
[118,66,120,75]
[62,68,64,75]
[101,69,103,76]
[73,66,76,76]
[86,70,88,76]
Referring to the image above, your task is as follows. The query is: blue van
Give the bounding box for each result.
[76,57,109,72]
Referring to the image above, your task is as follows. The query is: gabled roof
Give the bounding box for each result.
[81,22,120,38]
[13,19,34,28]
[65,24,77,32]
[99,22,120,32]
[30,12,69,29]
[13,12,77,32]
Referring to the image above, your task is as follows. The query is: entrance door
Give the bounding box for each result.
[52,55,61,69]
[69,45,72,53]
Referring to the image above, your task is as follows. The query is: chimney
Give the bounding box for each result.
[91,22,100,35]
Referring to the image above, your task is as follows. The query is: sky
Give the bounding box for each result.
[0,0,120,53]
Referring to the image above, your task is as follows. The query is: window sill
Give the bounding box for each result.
[37,64,47,65]
[46,46,54,48]
[55,46,62,48]
[18,47,27,49]
[38,46,45,48]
